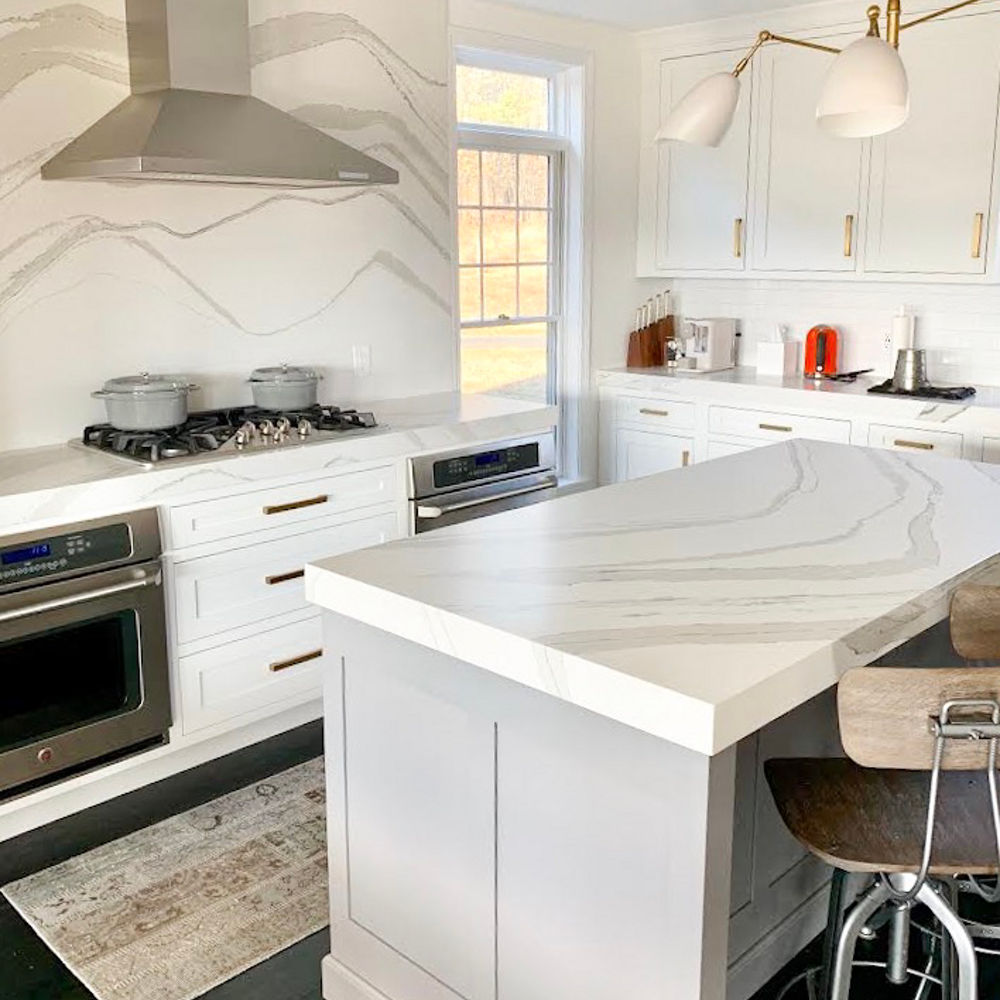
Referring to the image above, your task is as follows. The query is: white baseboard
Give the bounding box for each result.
[323,955,393,1000]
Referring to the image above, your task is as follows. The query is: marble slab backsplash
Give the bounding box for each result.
[0,0,453,452]
[661,277,1000,387]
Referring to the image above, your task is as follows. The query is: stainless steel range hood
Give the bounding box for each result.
[41,0,399,187]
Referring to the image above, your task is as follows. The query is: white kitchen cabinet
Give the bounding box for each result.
[985,437,1000,463]
[615,427,693,481]
[708,405,851,444]
[867,423,965,458]
[173,509,398,643]
[648,49,752,272]
[707,438,759,460]
[751,36,865,273]
[864,13,1000,275]
[179,616,328,734]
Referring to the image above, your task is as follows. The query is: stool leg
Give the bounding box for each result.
[915,881,977,1000]
[817,869,848,1000]
[830,881,891,1000]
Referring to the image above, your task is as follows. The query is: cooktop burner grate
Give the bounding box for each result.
[867,380,976,401]
[82,404,378,464]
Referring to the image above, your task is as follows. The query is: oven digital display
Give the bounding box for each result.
[1,543,51,566]
[433,443,541,489]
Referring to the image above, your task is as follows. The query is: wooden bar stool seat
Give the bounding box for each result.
[761,584,1000,999]
[766,757,1000,876]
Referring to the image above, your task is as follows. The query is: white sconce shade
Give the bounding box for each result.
[816,36,910,138]
[655,72,741,147]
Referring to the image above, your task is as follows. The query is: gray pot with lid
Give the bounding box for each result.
[248,364,322,410]
[92,373,199,431]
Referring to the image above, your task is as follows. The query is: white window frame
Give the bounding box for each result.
[452,36,593,483]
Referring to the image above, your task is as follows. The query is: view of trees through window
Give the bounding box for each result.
[456,65,558,404]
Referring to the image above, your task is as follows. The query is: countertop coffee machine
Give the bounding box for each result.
[680,318,737,373]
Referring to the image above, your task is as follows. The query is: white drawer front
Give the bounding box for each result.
[706,438,759,460]
[708,406,851,444]
[180,617,326,734]
[616,395,696,431]
[984,437,1000,464]
[867,424,964,458]
[169,466,397,548]
[174,509,398,644]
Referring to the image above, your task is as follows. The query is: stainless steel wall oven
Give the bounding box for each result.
[0,509,171,798]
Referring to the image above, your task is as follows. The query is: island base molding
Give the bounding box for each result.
[321,613,843,1000]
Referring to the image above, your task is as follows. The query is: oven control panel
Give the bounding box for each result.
[433,442,542,491]
[0,524,132,587]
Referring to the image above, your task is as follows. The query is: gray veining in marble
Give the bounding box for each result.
[0,0,454,452]
[308,440,1000,755]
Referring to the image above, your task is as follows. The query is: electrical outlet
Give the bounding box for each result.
[352,345,372,376]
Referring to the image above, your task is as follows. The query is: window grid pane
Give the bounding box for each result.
[456,66,550,131]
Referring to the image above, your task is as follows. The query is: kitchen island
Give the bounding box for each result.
[306,440,1000,1000]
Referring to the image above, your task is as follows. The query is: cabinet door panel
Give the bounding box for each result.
[752,37,864,272]
[615,428,693,482]
[343,658,496,1000]
[655,50,751,271]
[866,14,1000,274]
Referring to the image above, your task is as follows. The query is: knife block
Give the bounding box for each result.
[627,326,663,368]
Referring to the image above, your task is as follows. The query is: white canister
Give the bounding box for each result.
[756,340,798,377]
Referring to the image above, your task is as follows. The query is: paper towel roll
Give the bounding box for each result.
[892,308,915,352]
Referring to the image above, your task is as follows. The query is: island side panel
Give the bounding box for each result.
[321,612,739,1000]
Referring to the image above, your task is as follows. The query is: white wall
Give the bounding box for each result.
[449,0,648,481]
[0,0,454,452]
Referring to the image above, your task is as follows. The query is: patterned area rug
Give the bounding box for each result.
[2,757,329,1000]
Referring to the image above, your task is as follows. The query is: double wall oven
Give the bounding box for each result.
[0,509,171,798]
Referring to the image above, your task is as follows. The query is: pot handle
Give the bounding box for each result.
[91,390,109,399]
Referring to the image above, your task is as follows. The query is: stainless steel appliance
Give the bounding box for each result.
[0,509,171,798]
[76,404,378,467]
[41,0,397,188]
[892,347,930,392]
[410,432,558,534]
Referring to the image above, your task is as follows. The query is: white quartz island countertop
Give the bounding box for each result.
[308,440,1000,756]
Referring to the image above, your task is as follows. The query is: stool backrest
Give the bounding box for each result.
[951,585,1000,660]
[839,666,1000,770]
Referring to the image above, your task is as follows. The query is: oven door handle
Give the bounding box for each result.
[416,476,558,519]
[0,568,162,624]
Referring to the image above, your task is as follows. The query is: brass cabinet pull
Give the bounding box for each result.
[759,423,793,433]
[639,408,671,417]
[844,214,855,258]
[263,494,329,516]
[894,438,935,451]
[733,218,744,258]
[265,569,305,586]
[973,212,985,259]
[269,648,323,673]
[681,450,691,468]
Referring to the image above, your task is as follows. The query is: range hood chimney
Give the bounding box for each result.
[41,0,399,187]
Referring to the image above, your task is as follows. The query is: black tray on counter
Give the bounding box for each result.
[867,380,976,401]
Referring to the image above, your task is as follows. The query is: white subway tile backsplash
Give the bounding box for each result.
[668,278,1000,384]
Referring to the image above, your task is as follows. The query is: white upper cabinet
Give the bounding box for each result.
[646,49,752,272]
[638,9,1000,282]
[750,36,866,273]
[865,13,1000,275]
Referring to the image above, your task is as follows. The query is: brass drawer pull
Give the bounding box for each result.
[894,439,935,451]
[269,648,323,673]
[973,212,985,259]
[265,569,305,586]
[844,214,855,257]
[639,408,671,417]
[682,450,691,468]
[733,218,744,259]
[759,423,793,433]
[263,494,329,516]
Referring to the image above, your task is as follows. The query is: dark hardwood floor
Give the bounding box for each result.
[1,720,326,1000]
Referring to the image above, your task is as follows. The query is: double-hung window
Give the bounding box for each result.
[455,61,565,406]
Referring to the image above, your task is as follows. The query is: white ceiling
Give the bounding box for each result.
[497,0,796,30]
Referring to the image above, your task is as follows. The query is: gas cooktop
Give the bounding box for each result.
[77,404,379,467]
